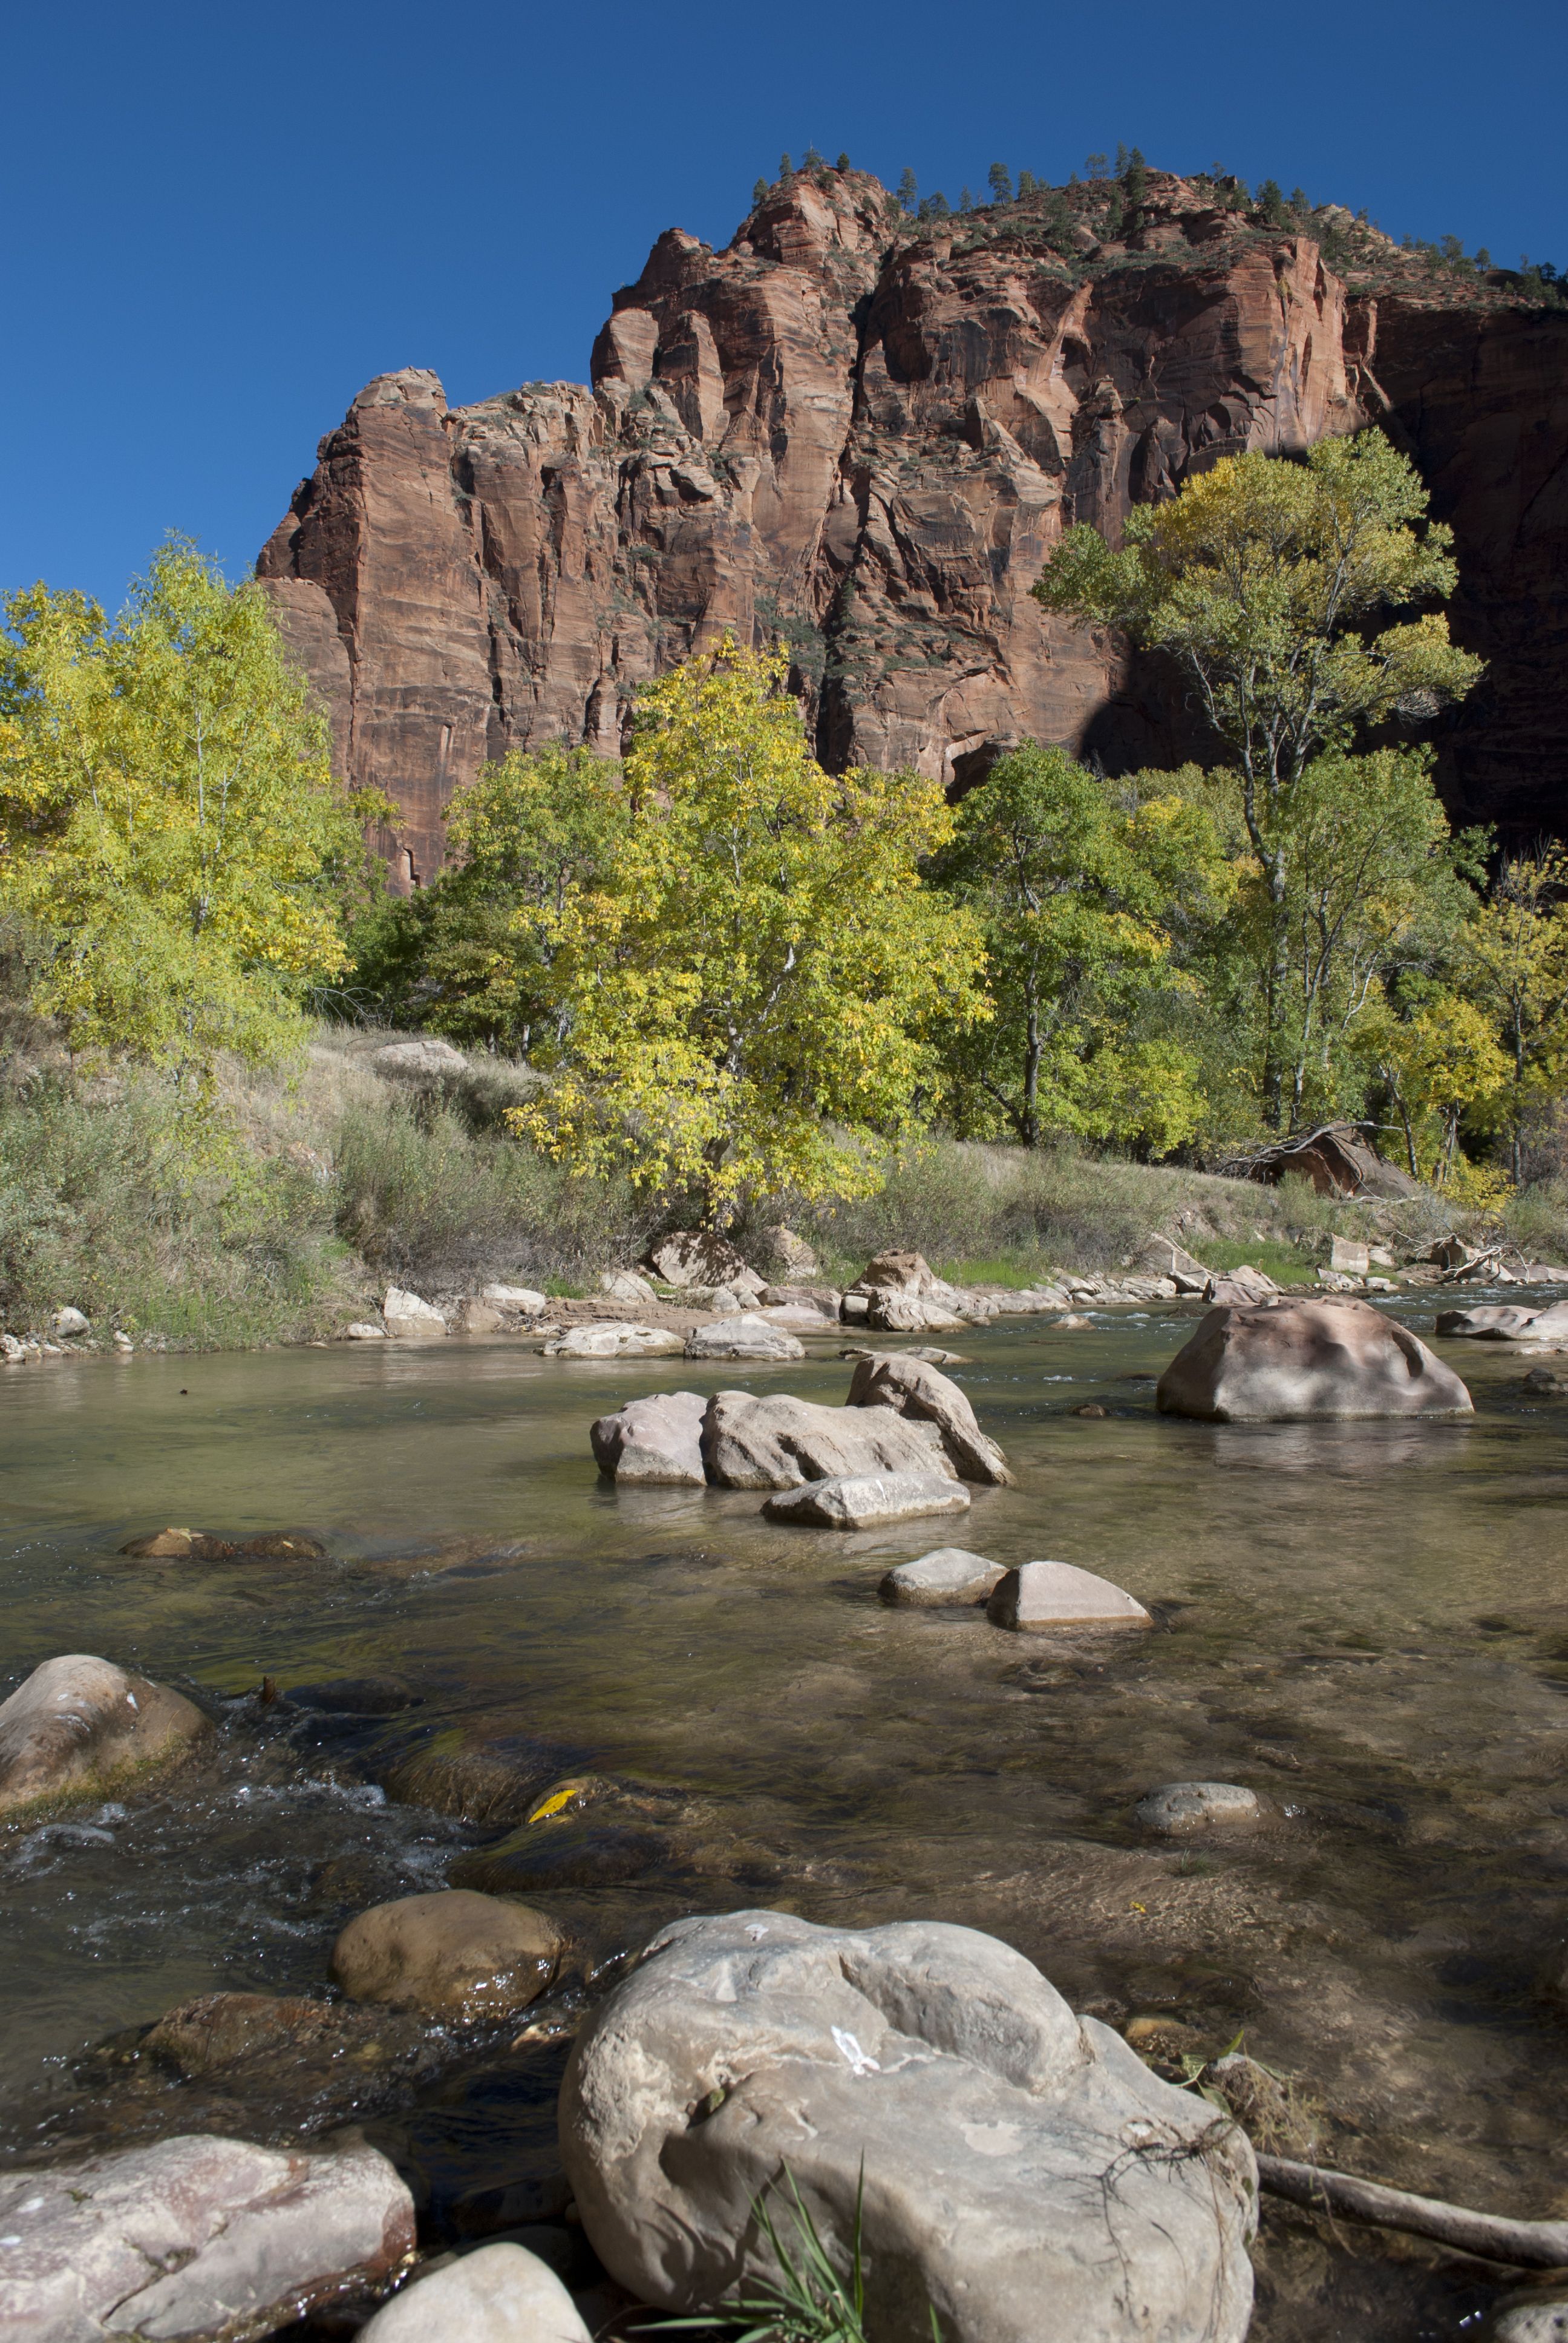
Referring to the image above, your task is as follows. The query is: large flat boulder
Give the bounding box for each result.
[330,1889,561,2021]
[545,1322,686,1358]
[560,1910,1255,2343]
[701,1391,952,1490]
[592,1392,708,1485]
[682,1314,804,1362]
[762,1472,971,1529]
[358,2243,592,2342]
[1437,1301,1568,1342]
[0,2134,413,2340]
[1157,1298,1472,1421]
[0,1654,210,1820]
[846,1352,1013,1485]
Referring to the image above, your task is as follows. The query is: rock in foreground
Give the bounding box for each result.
[682,1314,805,1361]
[359,2242,592,2342]
[879,1548,1005,1605]
[330,1889,561,2020]
[591,1392,708,1485]
[0,1654,209,1820]
[986,1561,1151,1632]
[560,1910,1255,2343]
[1157,1299,1472,1421]
[763,1473,970,1529]
[0,2134,413,2341]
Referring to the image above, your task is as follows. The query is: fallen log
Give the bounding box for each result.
[1258,2153,1568,2269]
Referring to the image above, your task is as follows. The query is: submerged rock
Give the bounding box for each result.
[986,1561,1151,1632]
[879,1548,1005,1605]
[330,1889,561,2022]
[763,1472,971,1529]
[119,1525,328,1562]
[143,1992,347,2076]
[592,1391,708,1485]
[682,1313,805,1361]
[544,1322,685,1358]
[560,1909,1255,2343]
[701,1389,951,1490]
[1136,1781,1264,1833]
[358,2242,592,2342]
[1157,1298,1472,1421]
[846,1351,1013,1485]
[0,1654,209,1820]
[0,2133,413,2341]
[289,1675,422,1714]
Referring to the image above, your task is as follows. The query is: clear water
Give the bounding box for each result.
[2,1307,1566,2337]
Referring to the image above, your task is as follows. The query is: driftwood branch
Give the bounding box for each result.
[1258,2154,1568,2269]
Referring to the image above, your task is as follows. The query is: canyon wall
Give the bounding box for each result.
[257,171,1568,883]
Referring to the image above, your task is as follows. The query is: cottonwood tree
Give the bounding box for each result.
[1455,850,1568,1181]
[931,743,1232,1155]
[1033,431,1484,1124]
[0,543,377,1101]
[515,641,985,1222]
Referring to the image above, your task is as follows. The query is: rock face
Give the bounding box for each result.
[846,1351,1013,1484]
[0,1654,210,1819]
[358,2243,592,2343]
[762,1472,971,1529]
[330,1889,561,2020]
[592,1391,709,1484]
[1157,1297,1473,1421]
[560,1909,1255,2343]
[0,2134,414,2341]
[258,165,1568,886]
[701,1389,954,1489]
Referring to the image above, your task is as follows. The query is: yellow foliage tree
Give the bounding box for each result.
[514,641,986,1220]
[0,543,379,1096]
[1357,991,1509,1183]
[1455,851,1568,1181]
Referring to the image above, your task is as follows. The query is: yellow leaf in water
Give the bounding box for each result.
[528,1780,589,1824]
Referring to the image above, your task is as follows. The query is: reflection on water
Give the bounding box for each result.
[1,1306,1567,2333]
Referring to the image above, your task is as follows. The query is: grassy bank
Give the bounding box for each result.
[0,1021,1562,1351]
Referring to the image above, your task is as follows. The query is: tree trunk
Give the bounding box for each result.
[1258,2154,1568,2268]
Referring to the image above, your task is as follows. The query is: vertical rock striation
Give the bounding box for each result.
[257,169,1568,883]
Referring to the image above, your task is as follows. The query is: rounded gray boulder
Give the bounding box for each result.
[1157,1297,1472,1421]
[560,1909,1255,2343]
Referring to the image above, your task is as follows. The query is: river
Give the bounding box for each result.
[1,1304,1565,2339]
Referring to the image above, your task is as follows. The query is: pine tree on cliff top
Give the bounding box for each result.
[897,167,918,213]
[987,162,1012,205]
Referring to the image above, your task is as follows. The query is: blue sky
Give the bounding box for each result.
[6,0,1566,612]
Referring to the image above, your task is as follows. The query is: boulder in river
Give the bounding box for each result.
[559,1909,1255,2343]
[592,1391,708,1485]
[1437,1302,1568,1342]
[544,1321,686,1358]
[846,1351,1014,1485]
[683,1313,805,1361]
[144,1991,348,2076]
[701,1389,952,1490]
[1136,1781,1264,1833]
[1157,1298,1472,1421]
[0,2132,413,2341]
[330,1887,561,2020]
[879,1548,1006,1605]
[358,2241,592,2342]
[986,1561,1151,1632]
[763,1472,971,1529]
[118,1525,327,1561]
[0,1654,209,1820]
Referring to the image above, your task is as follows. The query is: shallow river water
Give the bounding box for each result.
[3,1303,1568,2339]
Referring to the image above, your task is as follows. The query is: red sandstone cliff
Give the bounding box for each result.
[258,169,1568,883]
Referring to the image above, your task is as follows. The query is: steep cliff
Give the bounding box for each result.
[258,168,1568,883]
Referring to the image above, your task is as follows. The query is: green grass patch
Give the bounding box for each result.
[1199,1238,1318,1280]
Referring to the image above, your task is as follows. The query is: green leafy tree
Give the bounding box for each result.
[1357,990,1509,1182]
[1033,431,1484,1121]
[515,641,985,1221]
[1254,178,1289,228]
[897,167,918,213]
[987,162,1013,205]
[0,543,379,1098]
[932,744,1232,1153]
[918,192,950,221]
[1455,851,1568,1181]
[352,744,629,1054]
